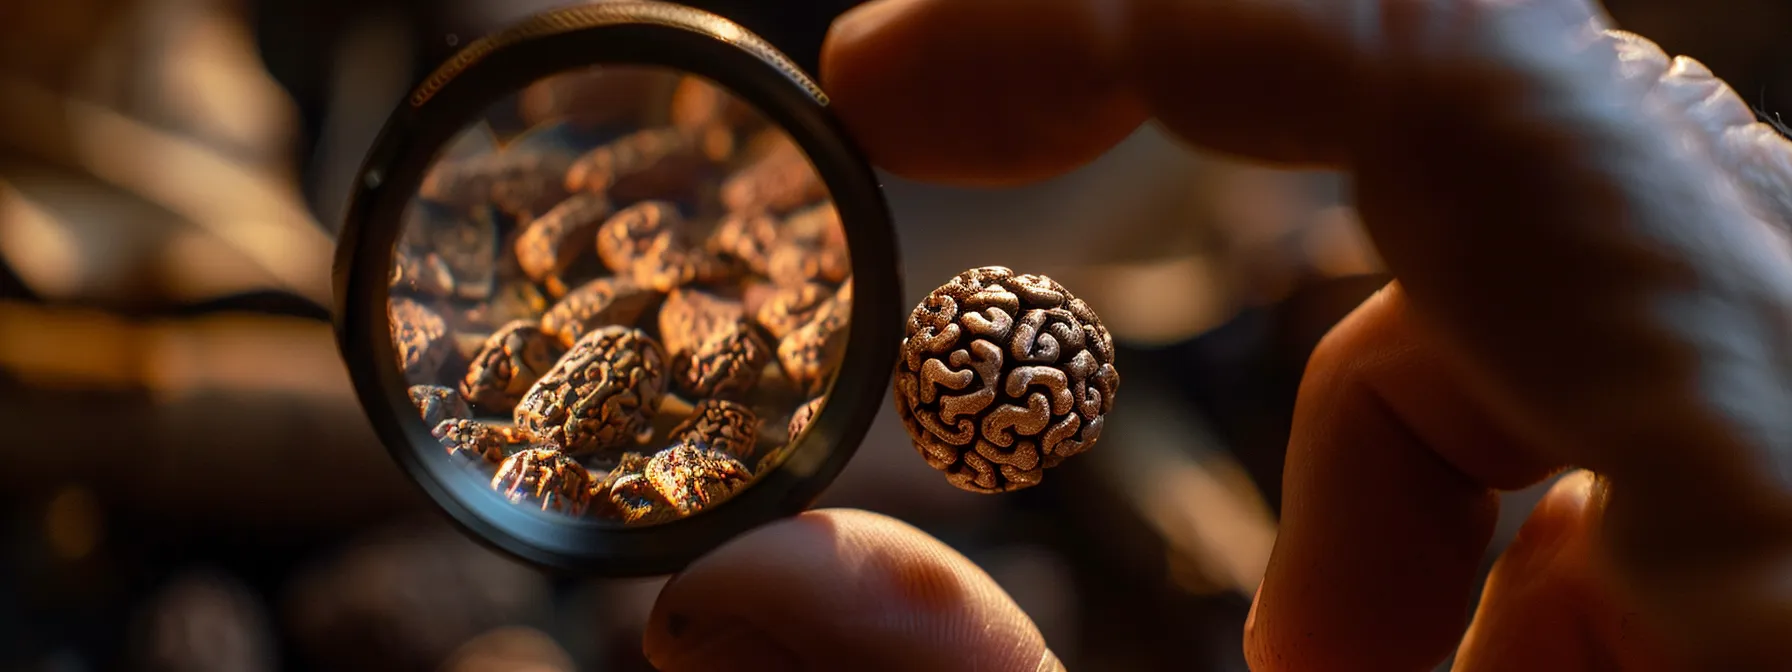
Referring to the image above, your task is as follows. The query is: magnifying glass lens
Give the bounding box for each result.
[387,65,852,527]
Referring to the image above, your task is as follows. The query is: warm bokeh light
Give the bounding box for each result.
[45,485,104,561]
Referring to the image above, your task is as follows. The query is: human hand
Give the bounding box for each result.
[643,0,1792,669]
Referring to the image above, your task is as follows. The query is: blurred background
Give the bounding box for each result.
[0,0,1785,670]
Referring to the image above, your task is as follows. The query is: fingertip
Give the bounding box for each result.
[644,509,1049,672]
[1453,470,1679,672]
[1119,0,1365,166]
[1537,470,1599,519]
[821,0,1145,186]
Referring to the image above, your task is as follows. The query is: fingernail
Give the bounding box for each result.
[649,620,799,672]
[1037,648,1068,672]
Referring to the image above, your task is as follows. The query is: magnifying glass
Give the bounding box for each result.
[333,1,901,576]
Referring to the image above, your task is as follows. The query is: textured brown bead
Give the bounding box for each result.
[893,267,1120,493]
[595,200,733,292]
[514,327,668,457]
[491,448,593,514]
[518,68,676,129]
[463,281,551,333]
[765,205,849,288]
[657,289,745,359]
[671,324,771,400]
[787,396,824,443]
[766,243,849,288]
[434,419,535,464]
[720,133,828,215]
[592,453,678,525]
[390,297,451,382]
[756,395,823,475]
[644,442,752,517]
[706,211,779,276]
[460,321,566,413]
[669,400,759,460]
[403,201,499,301]
[776,284,850,397]
[539,276,660,349]
[782,203,847,248]
[409,385,470,429]
[564,127,714,203]
[754,282,831,340]
[390,244,455,298]
[595,200,676,271]
[514,193,611,298]
[670,75,764,136]
[421,148,574,220]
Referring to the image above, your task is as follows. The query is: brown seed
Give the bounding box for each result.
[390,297,451,382]
[461,321,567,413]
[671,325,770,401]
[592,453,679,525]
[464,281,552,333]
[670,75,764,136]
[835,277,854,310]
[706,211,779,276]
[434,419,534,464]
[741,279,779,316]
[760,395,826,475]
[787,396,824,443]
[754,282,832,340]
[421,147,576,220]
[670,400,760,460]
[595,200,678,271]
[410,385,471,429]
[391,245,456,298]
[720,133,828,215]
[403,201,499,301]
[564,127,713,203]
[657,289,746,360]
[766,242,849,288]
[776,287,850,397]
[595,201,733,292]
[893,267,1120,494]
[781,203,847,248]
[491,448,594,514]
[518,68,676,129]
[514,193,612,298]
[765,205,850,287]
[514,327,668,457]
[643,442,752,516]
[539,276,660,349]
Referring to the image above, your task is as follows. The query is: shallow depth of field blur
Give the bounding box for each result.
[0,1,1785,670]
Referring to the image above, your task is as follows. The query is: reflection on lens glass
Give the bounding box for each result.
[387,66,850,526]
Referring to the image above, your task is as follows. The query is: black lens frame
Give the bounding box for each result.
[333,2,901,576]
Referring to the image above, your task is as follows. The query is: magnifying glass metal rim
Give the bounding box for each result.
[333,1,902,576]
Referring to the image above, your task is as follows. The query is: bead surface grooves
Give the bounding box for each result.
[894,266,1119,493]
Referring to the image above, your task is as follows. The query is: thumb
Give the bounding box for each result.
[643,509,1061,672]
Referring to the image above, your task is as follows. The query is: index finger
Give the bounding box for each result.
[820,0,1146,186]
[819,0,1363,184]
